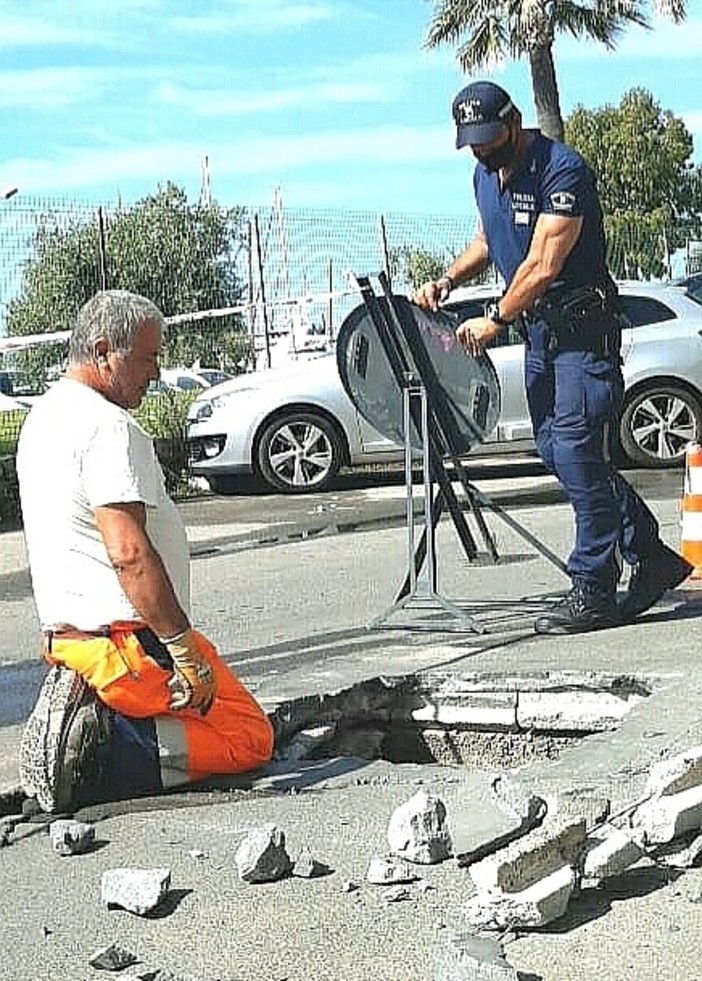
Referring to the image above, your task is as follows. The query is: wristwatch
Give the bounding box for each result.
[484,301,513,327]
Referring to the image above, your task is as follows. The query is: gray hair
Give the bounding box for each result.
[68,290,166,364]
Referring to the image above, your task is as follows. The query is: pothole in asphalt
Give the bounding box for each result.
[271,671,652,769]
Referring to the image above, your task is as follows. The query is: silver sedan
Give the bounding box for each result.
[186,280,702,494]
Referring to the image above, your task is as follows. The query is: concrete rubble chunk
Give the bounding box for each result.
[644,746,702,798]
[292,845,329,878]
[101,867,171,915]
[235,823,293,883]
[452,776,546,869]
[411,689,517,729]
[387,790,452,864]
[383,884,411,903]
[516,688,643,732]
[465,865,576,930]
[367,856,418,885]
[651,831,702,869]
[49,818,95,856]
[468,816,585,895]
[431,931,520,981]
[88,943,138,971]
[582,826,643,884]
[490,774,547,823]
[631,783,702,845]
[546,788,611,830]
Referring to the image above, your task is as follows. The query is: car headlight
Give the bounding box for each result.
[189,385,259,423]
[190,401,214,422]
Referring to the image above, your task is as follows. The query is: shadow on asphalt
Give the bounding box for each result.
[539,865,681,935]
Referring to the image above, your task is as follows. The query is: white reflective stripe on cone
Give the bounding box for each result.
[681,510,702,538]
[155,716,190,788]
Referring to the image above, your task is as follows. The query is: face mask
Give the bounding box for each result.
[475,127,518,173]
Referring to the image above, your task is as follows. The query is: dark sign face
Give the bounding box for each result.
[336,296,500,456]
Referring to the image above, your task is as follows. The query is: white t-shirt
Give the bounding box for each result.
[17,378,190,630]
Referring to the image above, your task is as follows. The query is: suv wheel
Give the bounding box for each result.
[256,411,344,493]
[619,383,702,468]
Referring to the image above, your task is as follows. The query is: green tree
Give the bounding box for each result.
[389,244,498,291]
[565,88,702,277]
[6,183,250,379]
[390,246,448,291]
[424,1,687,142]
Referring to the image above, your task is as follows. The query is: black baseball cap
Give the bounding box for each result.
[452,81,514,148]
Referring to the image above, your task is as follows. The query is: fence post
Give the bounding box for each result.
[252,213,272,369]
[327,258,334,342]
[246,219,256,370]
[379,214,392,292]
[97,207,108,290]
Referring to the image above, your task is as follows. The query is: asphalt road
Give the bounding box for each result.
[0,457,699,981]
[0,455,686,748]
[176,453,683,536]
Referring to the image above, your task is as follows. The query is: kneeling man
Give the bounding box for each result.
[17,290,273,813]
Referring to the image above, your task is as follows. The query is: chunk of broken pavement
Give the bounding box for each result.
[101,867,171,915]
[465,865,576,930]
[88,943,138,970]
[468,816,585,894]
[292,845,329,878]
[387,790,452,864]
[235,823,293,883]
[50,818,95,856]
[367,856,418,885]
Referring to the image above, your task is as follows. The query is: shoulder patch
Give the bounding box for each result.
[550,191,576,212]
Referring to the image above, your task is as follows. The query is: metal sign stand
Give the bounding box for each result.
[369,374,484,632]
[352,272,566,634]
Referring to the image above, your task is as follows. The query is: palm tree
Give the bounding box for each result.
[425,1,687,142]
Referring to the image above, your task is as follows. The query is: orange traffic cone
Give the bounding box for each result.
[681,442,702,579]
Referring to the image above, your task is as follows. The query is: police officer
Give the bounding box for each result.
[414,80,691,634]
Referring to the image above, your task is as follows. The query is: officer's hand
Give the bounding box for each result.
[455,316,501,358]
[413,277,452,312]
[164,628,216,716]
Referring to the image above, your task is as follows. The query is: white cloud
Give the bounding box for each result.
[6,123,455,197]
[155,79,391,116]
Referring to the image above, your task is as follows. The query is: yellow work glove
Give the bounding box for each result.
[161,628,216,716]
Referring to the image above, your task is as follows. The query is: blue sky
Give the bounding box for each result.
[1,0,701,216]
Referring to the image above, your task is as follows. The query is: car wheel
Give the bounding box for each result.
[619,383,702,468]
[256,411,344,493]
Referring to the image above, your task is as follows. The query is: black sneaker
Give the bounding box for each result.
[619,544,693,622]
[534,583,619,635]
[19,666,111,813]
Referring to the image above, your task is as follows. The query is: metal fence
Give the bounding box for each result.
[0,193,698,346]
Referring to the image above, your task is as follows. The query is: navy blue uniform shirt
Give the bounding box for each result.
[474,130,610,290]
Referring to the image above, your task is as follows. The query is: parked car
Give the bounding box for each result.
[186,280,702,494]
[0,369,46,405]
[159,367,234,393]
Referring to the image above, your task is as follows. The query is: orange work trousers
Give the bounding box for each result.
[43,625,274,783]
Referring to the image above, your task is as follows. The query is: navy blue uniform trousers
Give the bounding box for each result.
[524,319,660,594]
